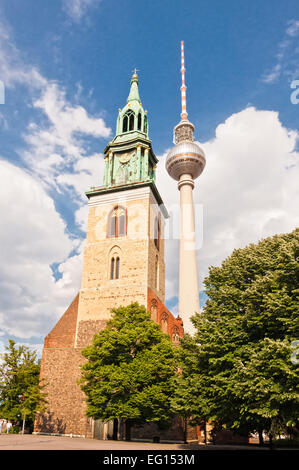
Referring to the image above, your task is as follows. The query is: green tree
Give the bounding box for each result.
[80,303,177,439]
[170,336,212,443]
[0,340,47,431]
[179,229,299,444]
[170,372,207,443]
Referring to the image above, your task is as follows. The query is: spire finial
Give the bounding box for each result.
[180,41,188,121]
[127,69,141,103]
[131,68,139,82]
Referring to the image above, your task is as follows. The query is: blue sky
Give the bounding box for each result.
[0,0,298,355]
[2,0,299,151]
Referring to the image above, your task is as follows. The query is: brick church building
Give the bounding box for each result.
[34,71,193,441]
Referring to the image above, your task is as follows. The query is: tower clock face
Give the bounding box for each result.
[119,151,135,164]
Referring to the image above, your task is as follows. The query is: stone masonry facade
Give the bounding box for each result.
[35,291,184,438]
[34,185,185,440]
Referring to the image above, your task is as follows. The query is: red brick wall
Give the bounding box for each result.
[147,288,184,343]
[131,416,197,442]
[36,291,185,438]
[44,294,79,349]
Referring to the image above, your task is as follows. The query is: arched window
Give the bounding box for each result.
[108,210,117,238]
[123,111,135,133]
[154,215,160,250]
[108,246,121,280]
[154,255,159,289]
[161,312,168,334]
[118,208,126,236]
[137,112,142,131]
[107,206,127,238]
[172,327,180,344]
[150,299,158,322]
[110,256,120,280]
[123,115,128,133]
[115,257,120,279]
[129,112,134,131]
[117,165,129,184]
[110,257,115,279]
[144,115,148,133]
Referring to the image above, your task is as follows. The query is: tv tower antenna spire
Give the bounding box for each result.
[180,41,188,121]
[166,41,206,334]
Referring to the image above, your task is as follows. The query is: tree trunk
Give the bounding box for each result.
[269,433,273,449]
[125,420,131,441]
[204,422,207,444]
[117,418,123,441]
[258,428,264,446]
[113,419,118,440]
[183,417,187,444]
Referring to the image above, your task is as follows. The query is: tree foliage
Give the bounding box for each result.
[178,229,299,438]
[80,303,177,427]
[0,340,47,426]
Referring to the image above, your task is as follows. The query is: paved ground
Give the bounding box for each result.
[0,434,268,450]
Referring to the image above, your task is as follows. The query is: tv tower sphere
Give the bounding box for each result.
[166,127,206,181]
[166,41,206,334]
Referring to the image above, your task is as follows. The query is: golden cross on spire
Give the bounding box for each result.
[132,68,139,75]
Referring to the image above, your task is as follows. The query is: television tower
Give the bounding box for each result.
[166,41,206,333]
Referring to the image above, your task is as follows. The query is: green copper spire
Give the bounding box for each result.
[101,70,158,189]
[114,70,149,141]
[127,69,141,104]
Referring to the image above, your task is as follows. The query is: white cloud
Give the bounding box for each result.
[262,19,299,83]
[63,0,101,22]
[0,21,45,90]
[0,112,8,130]
[0,18,111,194]
[0,341,44,361]
[56,152,105,200]
[56,153,105,232]
[157,107,299,300]
[23,83,111,188]
[15,342,44,359]
[0,160,80,339]
[262,63,281,84]
[1,103,298,338]
[34,84,110,143]
[286,20,299,37]
[0,16,111,344]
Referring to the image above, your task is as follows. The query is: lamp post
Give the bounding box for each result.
[18,394,26,434]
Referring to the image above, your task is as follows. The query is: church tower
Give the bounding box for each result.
[75,70,169,348]
[35,71,184,439]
